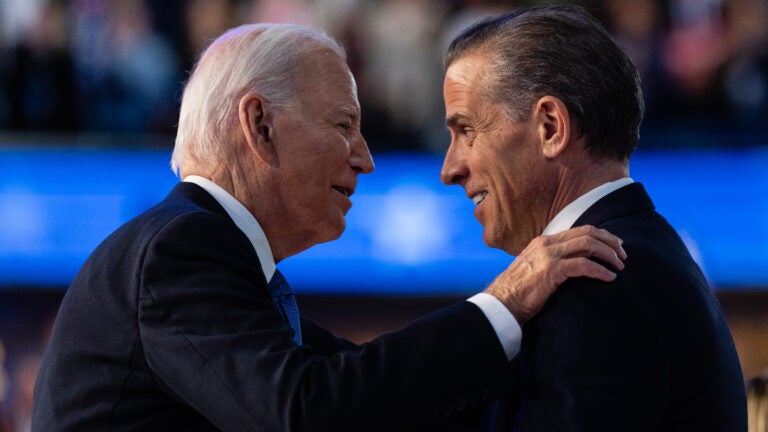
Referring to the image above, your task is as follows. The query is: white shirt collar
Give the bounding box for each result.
[542,177,634,236]
[183,175,276,282]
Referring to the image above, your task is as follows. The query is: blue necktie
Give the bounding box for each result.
[268,269,302,345]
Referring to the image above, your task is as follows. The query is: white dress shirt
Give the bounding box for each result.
[542,178,634,235]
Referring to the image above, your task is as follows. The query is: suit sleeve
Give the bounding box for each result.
[512,273,668,431]
[138,211,510,432]
[299,318,356,355]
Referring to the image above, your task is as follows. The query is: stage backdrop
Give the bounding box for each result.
[1,146,766,294]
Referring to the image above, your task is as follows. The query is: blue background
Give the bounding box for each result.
[1,146,766,294]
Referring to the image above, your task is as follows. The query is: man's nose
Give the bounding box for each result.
[350,133,374,174]
[440,143,467,185]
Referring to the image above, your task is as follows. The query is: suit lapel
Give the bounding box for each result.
[571,182,655,229]
[167,182,231,220]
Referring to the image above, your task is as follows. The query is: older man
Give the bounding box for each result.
[32,23,626,431]
[440,5,746,431]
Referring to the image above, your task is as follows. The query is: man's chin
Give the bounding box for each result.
[314,220,346,245]
[482,230,505,252]
[483,230,525,256]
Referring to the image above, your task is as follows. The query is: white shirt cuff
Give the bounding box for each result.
[467,293,522,360]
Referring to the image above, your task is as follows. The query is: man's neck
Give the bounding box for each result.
[547,160,629,224]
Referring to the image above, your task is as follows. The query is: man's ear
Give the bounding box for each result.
[239,93,278,165]
[534,95,571,159]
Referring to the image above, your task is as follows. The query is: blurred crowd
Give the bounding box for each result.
[0,291,57,432]
[1,0,767,152]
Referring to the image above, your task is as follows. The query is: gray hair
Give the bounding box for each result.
[171,23,346,175]
[445,5,644,163]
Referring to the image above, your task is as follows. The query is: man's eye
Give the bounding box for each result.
[462,128,475,137]
[338,123,351,132]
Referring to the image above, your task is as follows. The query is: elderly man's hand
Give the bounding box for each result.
[485,225,627,323]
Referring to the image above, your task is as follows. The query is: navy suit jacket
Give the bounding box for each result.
[32,182,510,431]
[483,183,746,431]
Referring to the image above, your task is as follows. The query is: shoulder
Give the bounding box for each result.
[106,183,240,252]
[138,199,260,276]
[79,187,259,289]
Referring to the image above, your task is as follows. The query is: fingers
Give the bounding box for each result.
[562,234,626,272]
[547,225,625,256]
[574,225,626,256]
[562,256,619,283]
[529,225,627,288]
[545,225,626,261]
[585,225,627,260]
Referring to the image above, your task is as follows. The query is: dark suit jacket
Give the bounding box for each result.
[32,182,509,432]
[484,183,746,431]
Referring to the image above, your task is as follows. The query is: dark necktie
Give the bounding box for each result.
[268,269,302,345]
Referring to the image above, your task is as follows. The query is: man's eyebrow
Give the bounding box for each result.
[445,113,469,127]
[338,105,359,119]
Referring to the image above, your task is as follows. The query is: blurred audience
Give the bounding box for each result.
[722,0,768,127]
[5,355,40,432]
[70,0,179,133]
[748,370,768,432]
[1,0,766,149]
[355,0,446,151]
[0,341,8,432]
[0,293,57,432]
[3,0,77,132]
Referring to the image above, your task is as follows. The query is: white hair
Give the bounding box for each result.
[171,23,346,175]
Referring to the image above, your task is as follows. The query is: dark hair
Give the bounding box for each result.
[445,5,644,163]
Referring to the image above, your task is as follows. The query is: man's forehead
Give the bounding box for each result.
[300,54,359,108]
